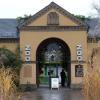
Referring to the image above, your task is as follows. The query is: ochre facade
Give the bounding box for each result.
[0,42,18,53]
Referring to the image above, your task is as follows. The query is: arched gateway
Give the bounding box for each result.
[36,38,71,87]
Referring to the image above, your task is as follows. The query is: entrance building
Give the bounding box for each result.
[19,2,87,89]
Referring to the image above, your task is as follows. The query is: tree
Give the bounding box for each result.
[74,14,90,21]
[92,0,100,17]
[16,14,32,23]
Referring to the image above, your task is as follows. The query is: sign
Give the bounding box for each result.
[76,44,82,62]
[51,78,59,89]
[75,65,83,77]
[25,45,31,62]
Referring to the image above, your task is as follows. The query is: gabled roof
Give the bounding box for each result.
[0,19,18,38]
[19,2,87,29]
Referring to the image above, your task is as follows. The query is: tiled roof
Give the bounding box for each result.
[0,18,100,39]
[0,19,18,38]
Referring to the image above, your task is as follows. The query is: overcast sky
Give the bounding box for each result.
[0,0,98,18]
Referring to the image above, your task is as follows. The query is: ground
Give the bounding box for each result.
[20,88,82,100]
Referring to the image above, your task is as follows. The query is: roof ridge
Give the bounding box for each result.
[0,18,16,20]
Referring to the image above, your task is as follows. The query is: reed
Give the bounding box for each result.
[82,68,100,100]
[0,65,21,100]
[82,36,100,100]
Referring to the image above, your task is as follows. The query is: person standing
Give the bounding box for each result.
[60,69,66,87]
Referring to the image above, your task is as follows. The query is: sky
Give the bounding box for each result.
[0,0,98,18]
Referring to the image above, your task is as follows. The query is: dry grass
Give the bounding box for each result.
[0,65,21,100]
[82,68,100,100]
[82,42,100,100]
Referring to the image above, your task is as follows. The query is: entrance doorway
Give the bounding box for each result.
[36,38,71,87]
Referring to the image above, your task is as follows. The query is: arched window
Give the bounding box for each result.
[47,12,59,25]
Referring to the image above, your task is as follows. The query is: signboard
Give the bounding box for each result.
[51,78,59,89]
[25,45,31,62]
[76,44,82,62]
[75,65,83,77]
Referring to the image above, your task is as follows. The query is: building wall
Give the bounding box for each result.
[71,63,87,88]
[0,42,18,53]
[20,30,87,87]
[20,31,87,61]
[20,63,36,84]
[18,7,88,88]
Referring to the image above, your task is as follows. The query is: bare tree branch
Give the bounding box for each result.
[92,0,100,17]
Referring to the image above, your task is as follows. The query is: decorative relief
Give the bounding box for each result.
[21,26,87,31]
[47,12,59,25]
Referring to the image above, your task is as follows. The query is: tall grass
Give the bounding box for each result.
[0,65,20,100]
[82,46,100,100]
[82,68,100,100]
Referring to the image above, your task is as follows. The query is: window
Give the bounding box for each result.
[47,12,59,25]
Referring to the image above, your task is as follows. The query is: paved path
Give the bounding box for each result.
[21,88,83,100]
